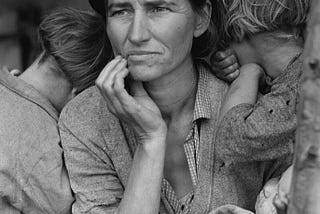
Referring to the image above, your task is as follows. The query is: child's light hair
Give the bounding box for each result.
[218,0,309,43]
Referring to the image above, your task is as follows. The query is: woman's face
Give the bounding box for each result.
[106,0,208,82]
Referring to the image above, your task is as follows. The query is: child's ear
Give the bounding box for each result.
[194,0,212,38]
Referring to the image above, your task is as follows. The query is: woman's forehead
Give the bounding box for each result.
[107,0,187,7]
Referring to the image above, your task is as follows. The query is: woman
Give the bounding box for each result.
[0,8,110,213]
[59,0,292,213]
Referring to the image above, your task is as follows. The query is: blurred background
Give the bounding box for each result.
[0,0,93,71]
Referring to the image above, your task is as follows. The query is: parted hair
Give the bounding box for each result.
[38,8,112,94]
[216,0,309,43]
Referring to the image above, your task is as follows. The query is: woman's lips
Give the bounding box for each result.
[127,51,160,62]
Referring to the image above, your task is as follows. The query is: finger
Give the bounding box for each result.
[273,194,288,214]
[212,48,236,62]
[130,80,148,97]
[97,86,117,114]
[96,55,122,86]
[101,59,128,112]
[96,58,127,115]
[113,68,136,109]
[96,58,127,96]
[215,55,239,69]
[104,58,127,89]
[210,204,254,214]
[221,63,240,76]
[262,178,279,198]
[223,69,240,82]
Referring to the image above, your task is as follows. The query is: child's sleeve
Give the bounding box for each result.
[216,59,302,163]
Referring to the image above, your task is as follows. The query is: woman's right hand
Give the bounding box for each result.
[96,56,167,143]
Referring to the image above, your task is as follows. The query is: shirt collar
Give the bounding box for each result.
[0,68,59,121]
[193,60,212,121]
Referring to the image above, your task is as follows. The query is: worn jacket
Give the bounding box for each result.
[59,61,292,214]
[0,69,74,214]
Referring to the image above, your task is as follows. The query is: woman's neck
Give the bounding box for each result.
[143,56,197,122]
[230,32,303,79]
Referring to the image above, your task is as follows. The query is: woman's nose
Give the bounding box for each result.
[128,12,151,44]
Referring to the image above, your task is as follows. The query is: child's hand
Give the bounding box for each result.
[209,204,254,214]
[273,166,293,214]
[255,177,279,214]
[210,48,240,82]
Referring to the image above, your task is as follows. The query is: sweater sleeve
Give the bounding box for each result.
[59,119,123,214]
[215,59,302,163]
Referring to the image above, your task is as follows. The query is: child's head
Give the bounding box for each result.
[38,7,113,94]
[216,0,309,44]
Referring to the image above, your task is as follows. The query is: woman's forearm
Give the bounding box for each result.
[117,137,166,214]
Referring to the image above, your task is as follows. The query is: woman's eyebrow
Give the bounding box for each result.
[144,0,176,7]
[107,0,176,10]
[108,2,131,10]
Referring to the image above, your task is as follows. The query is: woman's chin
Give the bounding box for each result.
[128,65,162,82]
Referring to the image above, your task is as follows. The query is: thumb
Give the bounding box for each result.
[130,79,148,97]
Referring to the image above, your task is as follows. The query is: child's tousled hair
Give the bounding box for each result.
[216,0,309,44]
[38,7,113,94]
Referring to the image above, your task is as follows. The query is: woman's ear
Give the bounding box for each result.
[194,0,212,38]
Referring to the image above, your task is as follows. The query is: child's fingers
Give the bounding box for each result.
[221,63,240,75]
[212,48,236,62]
[223,69,240,82]
[273,193,288,214]
[215,55,239,69]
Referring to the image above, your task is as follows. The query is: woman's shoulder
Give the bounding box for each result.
[59,86,129,155]
[59,86,120,133]
[196,59,229,98]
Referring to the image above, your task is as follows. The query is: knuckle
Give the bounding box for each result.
[225,57,234,65]
[230,54,237,62]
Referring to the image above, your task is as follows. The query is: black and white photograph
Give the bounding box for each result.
[0,0,319,213]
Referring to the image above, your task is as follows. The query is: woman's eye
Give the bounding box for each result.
[110,9,129,17]
[150,7,170,13]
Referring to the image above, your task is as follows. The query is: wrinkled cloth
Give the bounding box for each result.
[0,69,74,213]
[216,55,302,164]
[59,60,292,214]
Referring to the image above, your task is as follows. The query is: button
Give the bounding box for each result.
[181,205,185,211]
[220,162,225,168]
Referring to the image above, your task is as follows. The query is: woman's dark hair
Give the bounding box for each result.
[38,7,113,94]
[189,0,218,58]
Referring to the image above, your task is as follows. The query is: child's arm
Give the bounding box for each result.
[215,55,302,164]
[219,63,265,121]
